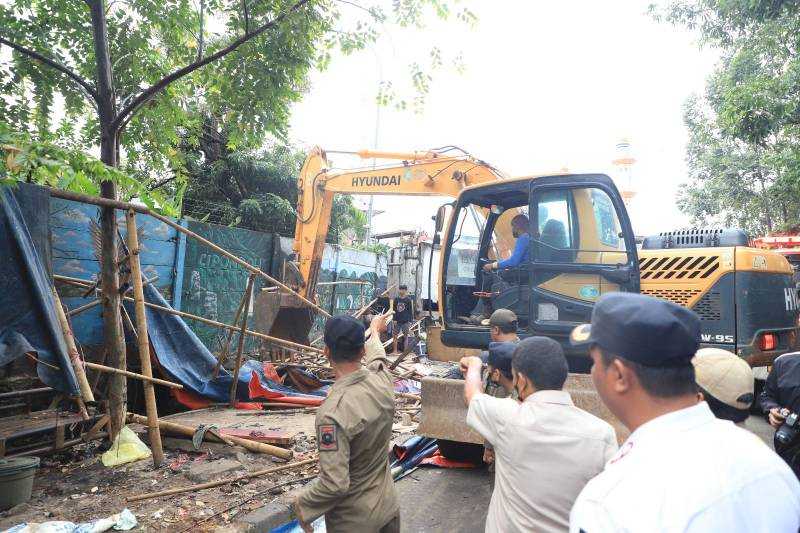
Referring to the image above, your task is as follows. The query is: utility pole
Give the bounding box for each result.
[365,98,380,244]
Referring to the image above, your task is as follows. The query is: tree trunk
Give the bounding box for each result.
[757,174,773,232]
[89,0,127,440]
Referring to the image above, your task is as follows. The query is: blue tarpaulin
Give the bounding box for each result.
[134,283,327,403]
[0,186,80,395]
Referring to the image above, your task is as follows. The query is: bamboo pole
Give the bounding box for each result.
[120,296,322,354]
[84,361,183,389]
[213,285,249,378]
[66,299,102,317]
[127,457,316,502]
[59,273,311,355]
[230,274,256,406]
[52,288,94,406]
[126,413,292,460]
[126,209,164,467]
[66,275,159,318]
[54,274,95,287]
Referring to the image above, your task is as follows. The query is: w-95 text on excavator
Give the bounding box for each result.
[269,146,799,446]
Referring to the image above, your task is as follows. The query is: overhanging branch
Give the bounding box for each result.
[111,0,310,132]
[0,36,99,102]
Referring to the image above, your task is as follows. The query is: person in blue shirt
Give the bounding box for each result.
[482,214,531,272]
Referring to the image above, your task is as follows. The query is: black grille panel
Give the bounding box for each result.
[693,290,722,321]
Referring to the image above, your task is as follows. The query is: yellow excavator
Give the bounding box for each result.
[269,146,522,342]
[274,146,799,445]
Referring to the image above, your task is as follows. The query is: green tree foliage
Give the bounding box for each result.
[654,0,800,234]
[180,118,360,242]
[0,0,475,199]
[0,122,183,215]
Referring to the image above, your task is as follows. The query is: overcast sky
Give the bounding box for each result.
[289,0,719,238]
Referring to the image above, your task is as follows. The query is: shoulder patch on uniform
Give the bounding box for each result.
[318,424,338,452]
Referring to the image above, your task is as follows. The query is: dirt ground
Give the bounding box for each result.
[0,399,421,532]
[0,436,318,531]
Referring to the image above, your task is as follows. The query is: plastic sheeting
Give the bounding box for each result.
[134,283,327,405]
[0,186,79,395]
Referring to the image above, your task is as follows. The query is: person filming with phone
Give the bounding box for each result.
[761,352,800,477]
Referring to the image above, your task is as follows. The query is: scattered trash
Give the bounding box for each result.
[269,516,326,533]
[5,508,137,532]
[101,427,151,467]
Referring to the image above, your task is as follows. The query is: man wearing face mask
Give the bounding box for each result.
[481,340,516,466]
[461,337,618,533]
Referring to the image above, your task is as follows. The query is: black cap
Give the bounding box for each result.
[570,292,700,367]
[486,341,515,374]
[489,309,518,329]
[324,315,366,353]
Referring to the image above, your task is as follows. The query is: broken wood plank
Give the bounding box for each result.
[219,428,293,446]
[127,413,292,460]
[52,288,94,407]
[126,457,317,502]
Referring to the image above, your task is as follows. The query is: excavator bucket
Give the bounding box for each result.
[418,373,630,446]
[254,291,314,346]
[418,377,484,444]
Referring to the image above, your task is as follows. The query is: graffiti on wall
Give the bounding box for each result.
[180,221,273,351]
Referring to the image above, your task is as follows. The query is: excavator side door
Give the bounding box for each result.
[528,175,639,367]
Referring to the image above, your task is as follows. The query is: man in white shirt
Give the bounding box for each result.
[569,292,800,533]
[461,336,618,533]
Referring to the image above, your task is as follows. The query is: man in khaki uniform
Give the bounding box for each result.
[294,312,399,532]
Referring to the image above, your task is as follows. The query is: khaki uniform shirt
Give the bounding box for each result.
[467,390,618,533]
[296,334,399,532]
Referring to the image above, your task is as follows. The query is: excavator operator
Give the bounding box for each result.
[482,214,531,273]
[460,215,531,324]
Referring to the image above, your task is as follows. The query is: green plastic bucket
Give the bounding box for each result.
[0,456,39,511]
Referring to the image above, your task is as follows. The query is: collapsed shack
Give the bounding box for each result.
[0,184,426,530]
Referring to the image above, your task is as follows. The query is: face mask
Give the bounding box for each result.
[513,373,525,398]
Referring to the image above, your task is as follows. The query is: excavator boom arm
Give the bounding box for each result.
[292,147,508,300]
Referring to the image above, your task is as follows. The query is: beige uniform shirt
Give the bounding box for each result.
[296,334,399,532]
[467,390,618,533]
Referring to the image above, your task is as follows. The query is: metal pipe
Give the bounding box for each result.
[0,387,53,400]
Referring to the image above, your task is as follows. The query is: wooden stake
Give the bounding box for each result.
[353,284,396,319]
[84,361,183,389]
[126,413,292,460]
[309,284,397,346]
[213,286,248,378]
[126,209,164,467]
[230,274,256,406]
[52,288,95,405]
[127,457,316,502]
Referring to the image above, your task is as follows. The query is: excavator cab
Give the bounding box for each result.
[438,174,640,369]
